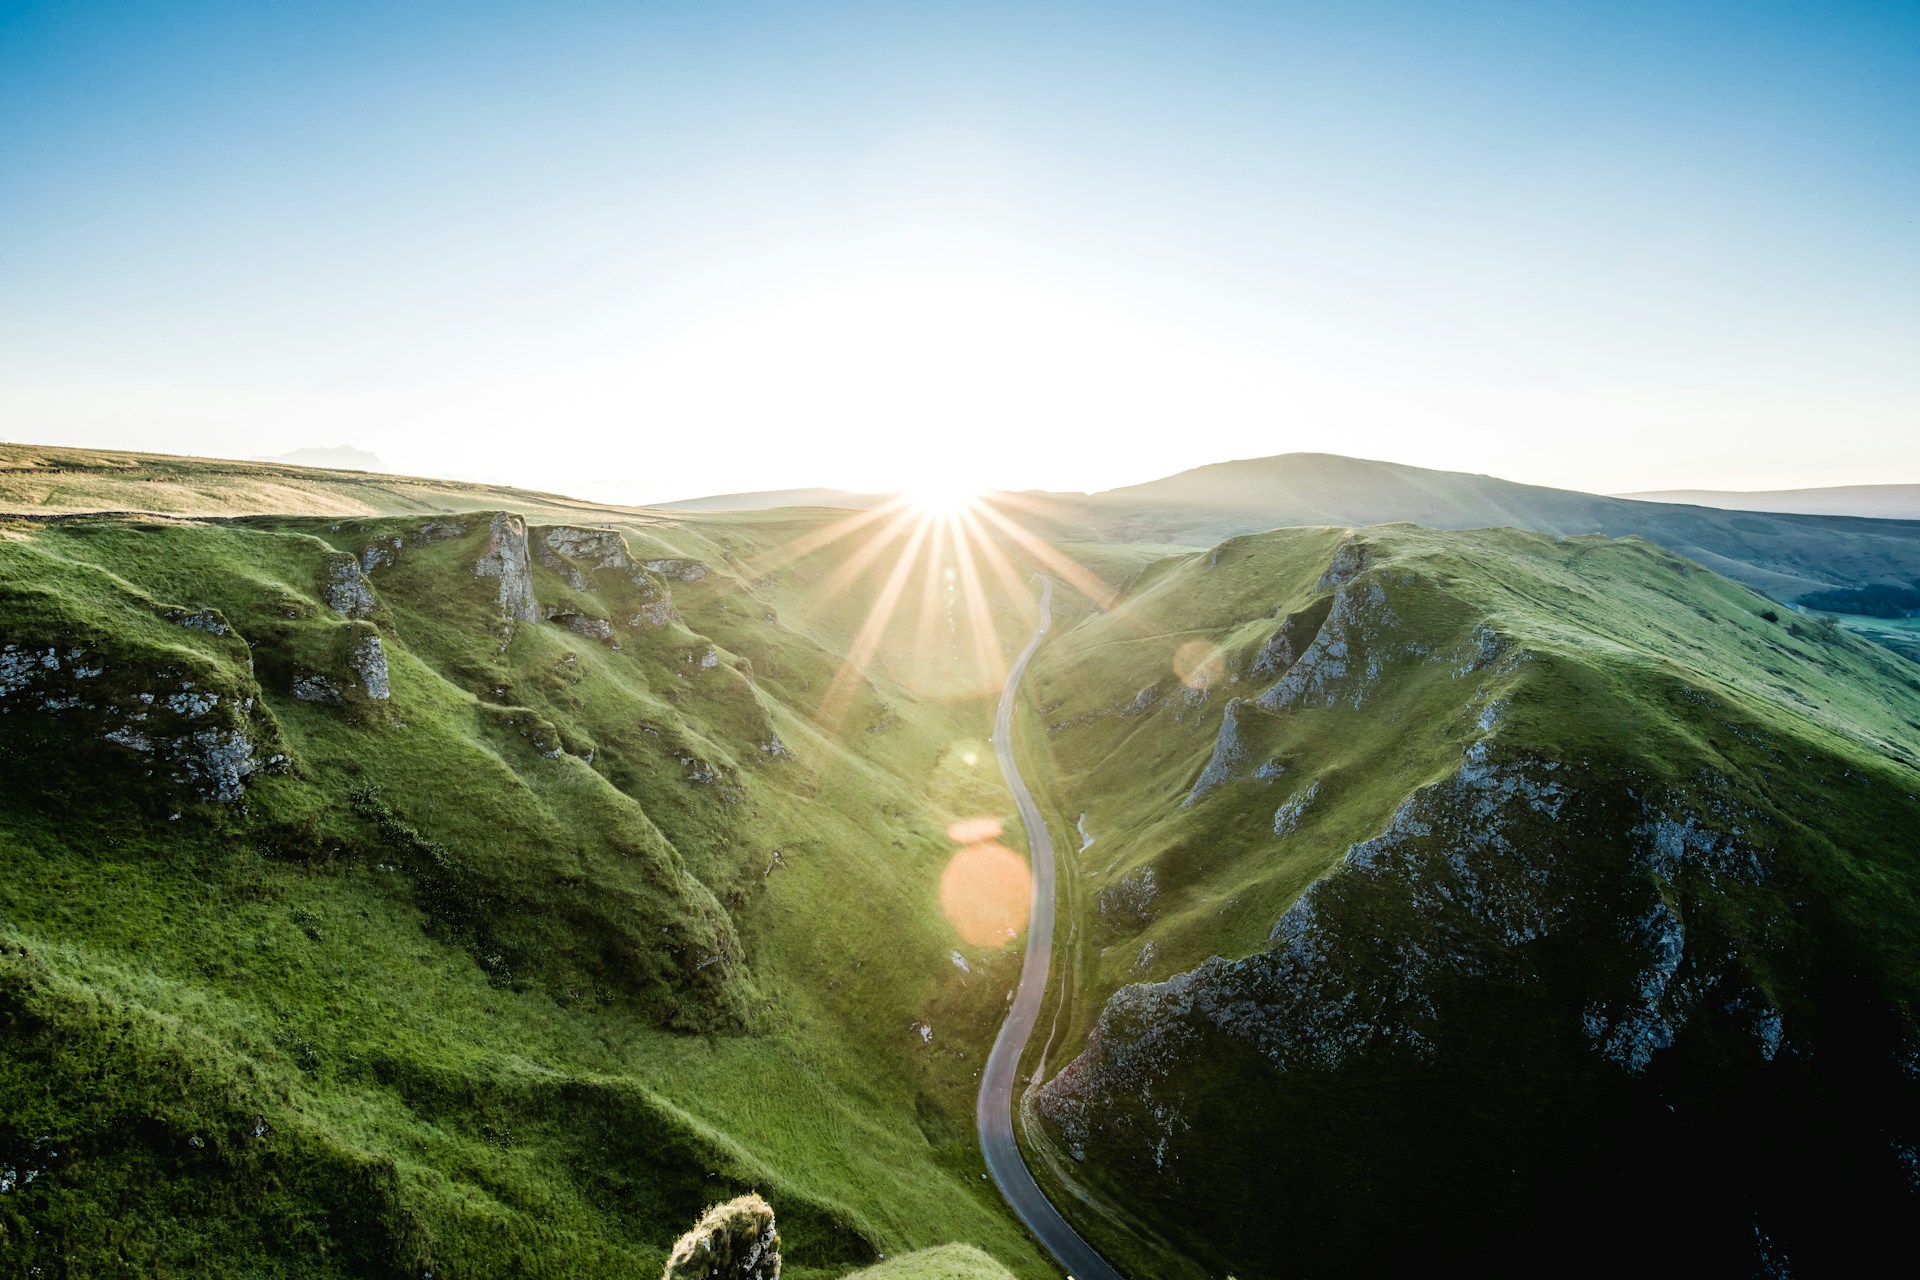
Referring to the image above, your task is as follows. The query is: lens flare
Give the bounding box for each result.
[939,841,1032,947]
[740,488,1116,732]
[904,481,981,517]
[946,816,1005,844]
[1173,639,1225,691]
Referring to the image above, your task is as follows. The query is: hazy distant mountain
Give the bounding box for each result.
[255,445,385,471]
[1621,484,1920,522]
[1064,452,1920,600]
[650,486,889,511]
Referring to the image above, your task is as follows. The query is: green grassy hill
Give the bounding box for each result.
[1017,523,1920,1276]
[1,503,1045,1278]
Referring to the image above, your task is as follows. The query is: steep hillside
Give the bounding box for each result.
[1071,452,1920,599]
[1017,524,1920,1276]
[0,505,1046,1277]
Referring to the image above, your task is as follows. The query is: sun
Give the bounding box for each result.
[903,479,982,517]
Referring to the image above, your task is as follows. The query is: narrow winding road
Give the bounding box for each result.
[976,576,1126,1280]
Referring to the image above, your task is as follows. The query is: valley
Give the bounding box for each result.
[5,448,1920,1278]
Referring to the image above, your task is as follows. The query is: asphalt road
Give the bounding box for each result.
[976,575,1127,1280]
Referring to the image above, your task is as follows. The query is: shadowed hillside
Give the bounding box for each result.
[1017,524,1920,1277]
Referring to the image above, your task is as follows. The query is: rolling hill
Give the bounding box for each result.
[1624,483,1920,521]
[1064,452,1920,600]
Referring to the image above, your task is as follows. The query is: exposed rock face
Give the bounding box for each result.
[413,518,465,545]
[627,599,677,629]
[360,535,403,573]
[1186,698,1248,806]
[473,513,539,621]
[660,1192,781,1280]
[291,673,343,705]
[166,608,230,636]
[349,634,391,700]
[561,614,614,640]
[1455,621,1505,675]
[1253,580,1401,712]
[1036,742,1787,1173]
[1272,778,1320,835]
[1099,866,1158,925]
[1251,615,1303,678]
[644,558,708,582]
[537,526,634,589]
[1317,537,1369,588]
[2,641,278,802]
[323,554,378,619]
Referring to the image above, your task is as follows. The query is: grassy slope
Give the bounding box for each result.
[844,1245,1018,1279]
[1017,523,1920,1276]
[0,503,1051,1278]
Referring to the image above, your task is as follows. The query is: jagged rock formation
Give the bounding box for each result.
[538,526,632,588]
[1098,866,1157,925]
[349,633,391,700]
[1184,698,1247,806]
[324,554,378,618]
[1270,778,1318,835]
[474,512,539,621]
[646,558,709,582]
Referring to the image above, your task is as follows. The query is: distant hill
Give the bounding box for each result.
[652,486,890,511]
[0,442,669,523]
[1065,452,1920,600]
[255,444,387,471]
[1621,483,1920,521]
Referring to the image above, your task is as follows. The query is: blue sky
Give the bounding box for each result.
[1,1,1915,502]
